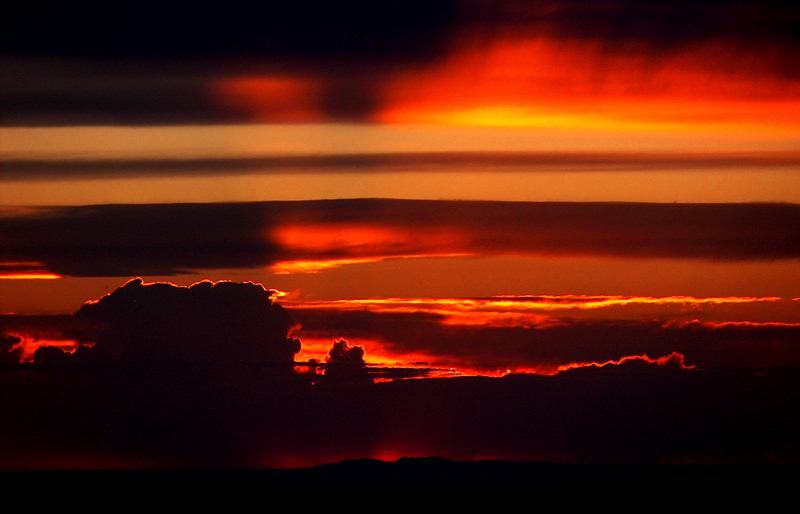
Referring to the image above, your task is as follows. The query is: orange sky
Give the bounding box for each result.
[376,35,800,133]
[3,10,800,376]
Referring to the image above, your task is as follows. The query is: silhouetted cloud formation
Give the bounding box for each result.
[74,278,298,364]
[1,354,798,467]
[31,345,71,368]
[1,279,799,467]
[2,200,799,277]
[324,339,372,385]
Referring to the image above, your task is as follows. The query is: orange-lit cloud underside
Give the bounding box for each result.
[287,295,784,327]
[288,294,800,375]
[8,333,80,362]
[270,223,471,273]
[214,36,800,134]
[293,335,691,378]
[290,295,782,312]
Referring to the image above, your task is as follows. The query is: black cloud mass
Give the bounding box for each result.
[74,278,298,364]
[1,279,800,468]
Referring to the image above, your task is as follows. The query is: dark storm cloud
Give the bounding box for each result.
[292,307,800,371]
[1,200,798,277]
[74,278,298,364]
[5,151,800,181]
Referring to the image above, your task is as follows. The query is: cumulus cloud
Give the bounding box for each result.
[324,339,372,384]
[74,278,299,365]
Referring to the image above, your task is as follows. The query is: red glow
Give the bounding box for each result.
[7,333,81,362]
[287,295,783,327]
[663,319,800,330]
[0,261,60,280]
[552,351,694,374]
[211,76,322,122]
[376,36,800,134]
[270,223,470,273]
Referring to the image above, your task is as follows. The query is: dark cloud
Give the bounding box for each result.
[2,200,798,277]
[467,1,800,53]
[1,355,798,467]
[0,66,231,126]
[323,339,372,385]
[0,1,456,125]
[31,346,71,368]
[0,202,279,276]
[0,61,391,125]
[73,278,298,365]
[363,365,436,381]
[4,151,800,181]
[0,333,21,365]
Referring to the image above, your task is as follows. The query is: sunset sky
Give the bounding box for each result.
[2,1,800,470]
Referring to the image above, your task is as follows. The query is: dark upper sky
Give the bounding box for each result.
[3,1,800,125]
[6,1,800,61]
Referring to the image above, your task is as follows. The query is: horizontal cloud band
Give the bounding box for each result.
[2,199,799,277]
[4,151,800,180]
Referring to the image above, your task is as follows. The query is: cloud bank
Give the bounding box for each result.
[2,200,799,278]
[1,278,799,467]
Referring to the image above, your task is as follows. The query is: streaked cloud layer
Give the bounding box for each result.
[2,200,799,279]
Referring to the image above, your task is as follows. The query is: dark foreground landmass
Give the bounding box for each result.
[3,458,799,491]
